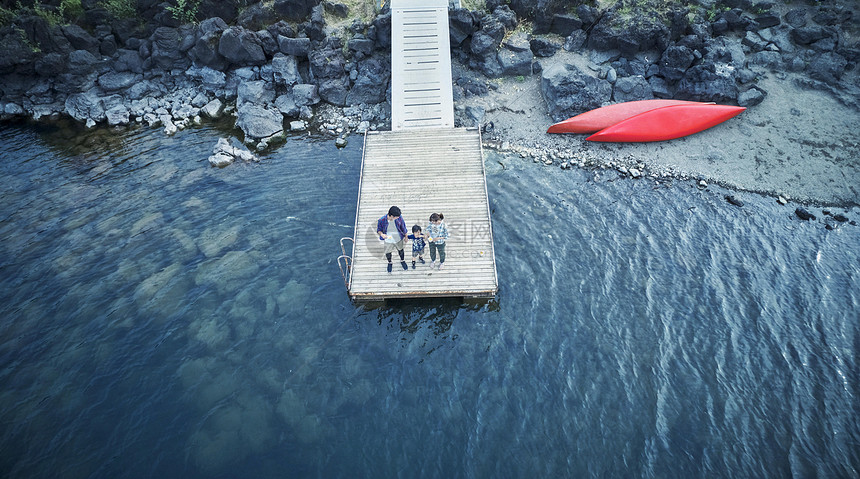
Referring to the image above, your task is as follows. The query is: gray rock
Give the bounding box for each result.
[465,105,485,127]
[676,64,739,103]
[497,47,533,76]
[105,104,130,125]
[530,37,561,57]
[67,49,100,76]
[795,207,816,221]
[219,27,267,66]
[4,103,25,115]
[65,90,105,123]
[275,94,299,117]
[208,137,258,167]
[747,51,782,69]
[292,84,319,106]
[201,98,224,118]
[541,63,612,122]
[273,0,315,21]
[209,153,234,167]
[126,80,155,100]
[612,75,653,102]
[563,30,587,52]
[35,52,67,77]
[318,77,349,106]
[648,75,672,98]
[738,87,766,107]
[151,27,189,70]
[784,9,806,28]
[502,32,530,53]
[742,31,768,52]
[449,8,477,46]
[62,24,99,52]
[272,53,301,86]
[237,80,275,108]
[348,37,374,56]
[278,36,311,57]
[114,49,144,73]
[588,9,670,55]
[235,104,284,140]
[289,120,307,131]
[192,92,209,108]
[346,57,389,105]
[98,71,139,92]
[191,32,228,70]
[193,66,227,89]
[660,45,696,81]
[807,52,847,84]
[550,14,583,37]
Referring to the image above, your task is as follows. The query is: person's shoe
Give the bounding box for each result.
[412,261,416,269]
[401,261,408,270]
[438,262,445,270]
[418,257,425,264]
[430,261,436,269]
[387,263,392,273]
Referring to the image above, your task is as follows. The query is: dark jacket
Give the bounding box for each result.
[377,215,407,241]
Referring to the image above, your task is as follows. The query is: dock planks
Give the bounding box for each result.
[348,128,497,300]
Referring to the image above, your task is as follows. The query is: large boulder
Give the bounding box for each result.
[659,45,696,81]
[98,71,139,92]
[61,24,98,53]
[612,75,653,102]
[271,53,301,86]
[807,52,847,84]
[541,63,612,122]
[675,64,739,103]
[150,27,189,70]
[0,30,38,73]
[114,49,145,73]
[345,57,388,105]
[273,0,317,21]
[219,27,267,66]
[588,8,671,55]
[35,52,67,77]
[235,104,284,141]
[309,45,345,79]
[237,80,275,108]
[318,77,349,106]
[449,8,478,47]
[278,36,311,57]
[65,89,105,125]
[497,47,533,76]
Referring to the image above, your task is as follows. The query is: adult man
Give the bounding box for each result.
[376,206,409,273]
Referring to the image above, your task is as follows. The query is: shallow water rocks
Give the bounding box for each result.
[208,137,258,167]
[235,104,284,144]
[795,207,816,221]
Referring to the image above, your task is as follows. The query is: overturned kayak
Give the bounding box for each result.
[585,104,746,142]
[547,99,703,134]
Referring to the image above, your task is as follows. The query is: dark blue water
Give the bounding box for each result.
[0,123,858,478]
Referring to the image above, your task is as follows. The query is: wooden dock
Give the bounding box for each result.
[345,128,497,300]
[339,0,496,301]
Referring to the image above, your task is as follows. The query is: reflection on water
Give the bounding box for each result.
[0,122,858,478]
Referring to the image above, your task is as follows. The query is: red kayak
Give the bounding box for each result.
[586,104,746,142]
[547,99,703,134]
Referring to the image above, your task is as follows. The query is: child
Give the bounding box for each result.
[426,213,449,270]
[407,225,427,269]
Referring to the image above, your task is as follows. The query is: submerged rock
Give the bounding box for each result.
[208,137,258,167]
[795,207,816,221]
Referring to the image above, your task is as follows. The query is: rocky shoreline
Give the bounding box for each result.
[1,0,858,205]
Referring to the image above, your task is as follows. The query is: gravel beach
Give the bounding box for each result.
[459,50,860,206]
